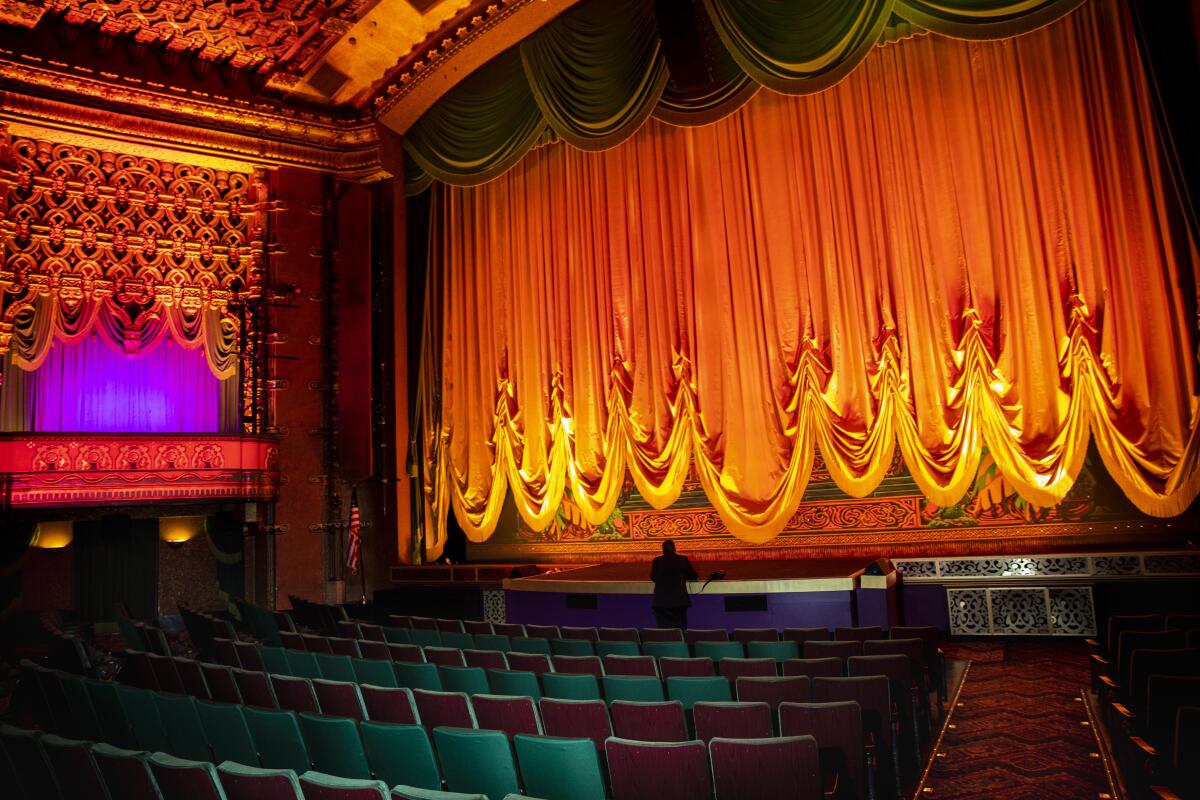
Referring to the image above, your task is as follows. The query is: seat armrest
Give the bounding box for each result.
[1099,675,1119,690]
[1130,736,1158,758]
[1150,787,1182,800]
[1091,653,1110,666]
[822,770,839,800]
[1111,701,1134,720]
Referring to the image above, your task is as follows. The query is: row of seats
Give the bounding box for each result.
[1087,613,1200,799]
[16,664,874,799]
[1,721,533,800]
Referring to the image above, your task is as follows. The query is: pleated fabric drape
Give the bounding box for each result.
[418,0,1200,558]
[402,0,1086,192]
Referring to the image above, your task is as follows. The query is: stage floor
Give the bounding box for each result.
[507,557,874,594]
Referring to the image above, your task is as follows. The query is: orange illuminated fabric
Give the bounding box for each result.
[420,0,1200,558]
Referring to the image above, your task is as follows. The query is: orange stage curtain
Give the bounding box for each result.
[420,0,1200,558]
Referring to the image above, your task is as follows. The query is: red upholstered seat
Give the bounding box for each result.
[506,652,553,676]
[639,628,685,643]
[412,689,476,730]
[604,737,712,800]
[148,652,186,694]
[149,753,227,800]
[358,624,385,642]
[609,700,688,743]
[357,640,390,661]
[525,624,562,640]
[780,701,867,800]
[423,647,467,668]
[493,623,527,638]
[804,640,861,661]
[435,618,466,633]
[463,620,495,636]
[692,701,773,743]
[471,693,543,739]
[40,732,110,800]
[328,637,361,658]
[731,628,778,644]
[708,735,822,800]
[281,631,305,650]
[234,668,278,709]
[783,658,843,679]
[386,644,425,664]
[783,628,831,647]
[835,626,885,643]
[92,743,162,800]
[551,655,604,679]
[603,655,658,677]
[213,638,241,668]
[200,663,242,704]
[463,649,509,671]
[813,676,897,797]
[312,679,367,721]
[539,698,612,751]
[218,762,305,800]
[234,642,264,672]
[659,657,715,679]
[298,773,389,800]
[174,657,211,700]
[685,629,729,644]
[301,635,333,655]
[270,675,320,714]
[718,658,777,682]
[561,626,600,642]
[599,627,641,643]
[360,685,418,725]
[735,676,811,721]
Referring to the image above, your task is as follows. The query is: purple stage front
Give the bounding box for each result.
[503,558,897,630]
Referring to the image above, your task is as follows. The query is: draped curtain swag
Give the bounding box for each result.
[417,0,1200,558]
[402,0,1086,190]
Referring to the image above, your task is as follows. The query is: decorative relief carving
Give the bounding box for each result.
[1143,554,1200,575]
[1049,587,1096,636]
[947,588,990,635]
[1,433,280,506]
[482,589,505,624]
[893,560,937,578]
[1091,555,1141,576]
[989,588,1051,635]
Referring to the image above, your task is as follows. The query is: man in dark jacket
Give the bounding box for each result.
[650,540,698,629]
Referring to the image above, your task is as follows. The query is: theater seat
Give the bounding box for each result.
[92,743,161,800]
[708,735,821,799]
[217,762,304,800]
[299,713,372,780]
[604,737,712,800]
[432,727,521,800]
[359,722,442,791]
[148,752,228,800]
[299,771,389,800]
[514,734,606,800]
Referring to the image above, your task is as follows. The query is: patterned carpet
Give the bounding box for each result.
[920,641,1113,800]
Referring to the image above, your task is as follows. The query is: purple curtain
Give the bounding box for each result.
[26,333,225,433]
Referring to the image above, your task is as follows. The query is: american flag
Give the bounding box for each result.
[346,490,361,575]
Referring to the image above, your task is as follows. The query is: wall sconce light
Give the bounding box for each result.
[159,516,205,548]
[31,521,73,550]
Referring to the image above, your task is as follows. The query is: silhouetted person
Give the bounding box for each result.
[650,540,697,629]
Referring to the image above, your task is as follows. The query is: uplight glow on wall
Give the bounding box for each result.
[159,516,206,547]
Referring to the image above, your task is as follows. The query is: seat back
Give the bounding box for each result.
[121,684,173,753]
[638,628,685,643]
[603,676,666,703]
[243,707,312,774]
[196,700,260,767]
[357,641,391,661]
[685,629,729,644]
[559,626,600,642]
[1116,629,1188,683]
[524,624,561,640]
[382,628,413,646]
[659,657,715,679]
[440,632,476,651]
[609,700,688,742]
[298,713,372,779]
[387,644,426,664]
[91,742,162,800]
[779,701,866,800]
[812,676,893,751]
[412,689,477,730]
[423,647,468,668]
[148,752,227,800]
[1146,676,1200,746]
[782,657,844,679]
[359,722,441,792]
[462,649,508,672]
[298,772,388,800]
[154,692,212,762]
[717,658,777,682]
[734,676,811,720]
[360,685,418,725]
[550,639,596,657]
[642,641,690,660]
[216,762,304,800]
[666,676,733,710]
[59,673,104,741]
[709,735,821,800]
[270,675,320,714]
[604,737,712,800]
[603,655,658,677]
[1,724,62,800]
[731,628,778,644]
[514,734,606,800]
[551,655,603,678]
[438,666,491,697]
[693,701,773,743]
[200,664,242,704]
[393,662,442,692]
[328,638,362,658]
[35,667,75,737]
[1129,649,1200,706]
[696,642,745,662]
[213,639,242,668]
[285,650,324,680]
[352,658,399,688]
[463,620,495,636]
[315,653,357,683]
[599,627,640,643]
[1104,613,1163,653]
[40,732,111,800]
[596,641,641,658]
[473,635,512,654]
[431,727,521,800]
[542,672,602,701]
[470,694,543,739]
[235,643,266,673]
[492,623,526,639]
[539,698,612,750]
[505,652,553,676]
[509,638,553,657]
[435,618,466,634]
[173,658,211,700]
[86,679,137,749]
[301,635,333,655]
[486,669,543,701]
[313,680,367,721]
[804,640,861,661]
[835,626,885,643]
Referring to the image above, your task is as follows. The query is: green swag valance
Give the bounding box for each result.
[403,0,1085,193]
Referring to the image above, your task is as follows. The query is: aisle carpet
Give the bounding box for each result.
[920,641,1112,800]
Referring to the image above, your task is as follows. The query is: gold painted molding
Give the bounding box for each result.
[0,56,385,177]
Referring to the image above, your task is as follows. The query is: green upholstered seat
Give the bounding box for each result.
[196,700,260,767]
[431,727,520,800]
[641,641,689,659]
[243,707,311,775]
[86,679,137,748]
[596,641,640,658]
[257,646,292,676]
[352,658,398,688]
[514,734,606,800]
[666,676,733,709]
[315,653,357,683]
[359,721,442,791]
[154,692,212,762]
[694,641,745,662]
[486,670,542,701]
[283,650,323,680]
[297,713,371,780]
[393,662,442,692]
[602,675,665,703]
[438,666,491,697]
[541,673,602,701]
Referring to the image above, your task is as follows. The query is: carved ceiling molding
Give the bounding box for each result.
[374,0,580,133]
[0,57,387,178]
